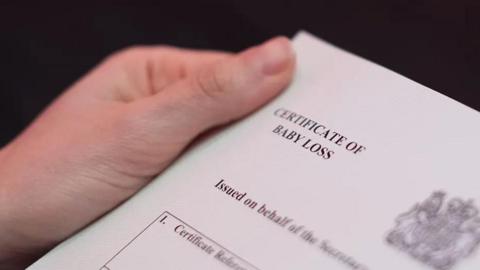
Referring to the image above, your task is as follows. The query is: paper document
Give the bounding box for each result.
[29,31,480,270]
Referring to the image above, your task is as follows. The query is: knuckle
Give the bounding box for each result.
[194,66,230,98]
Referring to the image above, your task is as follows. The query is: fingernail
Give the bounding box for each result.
[255,37,295,76]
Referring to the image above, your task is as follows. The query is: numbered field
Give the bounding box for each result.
[100,211,260,270]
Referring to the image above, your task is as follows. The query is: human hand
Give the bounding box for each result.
[0,37,295,268]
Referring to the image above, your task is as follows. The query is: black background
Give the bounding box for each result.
[1,1,479,147]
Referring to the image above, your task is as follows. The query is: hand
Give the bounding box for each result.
[0,37,295,268]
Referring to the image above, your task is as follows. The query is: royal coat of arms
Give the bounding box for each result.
[386,191,480,270]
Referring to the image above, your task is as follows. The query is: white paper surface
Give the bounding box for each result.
[28,31,480,270]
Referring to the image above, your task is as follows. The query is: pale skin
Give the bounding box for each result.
[0,37,295,269]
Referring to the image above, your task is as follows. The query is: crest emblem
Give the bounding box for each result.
[386,191,480,270]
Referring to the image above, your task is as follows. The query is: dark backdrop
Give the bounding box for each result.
[1,1,479,147]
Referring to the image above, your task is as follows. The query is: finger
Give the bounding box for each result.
[74,46,233,102]
[142,36,296,136]
[119,47,233,95]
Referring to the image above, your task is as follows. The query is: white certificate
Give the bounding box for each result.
[29,31,480,270]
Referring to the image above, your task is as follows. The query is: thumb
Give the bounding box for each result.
[145,36,296,136]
